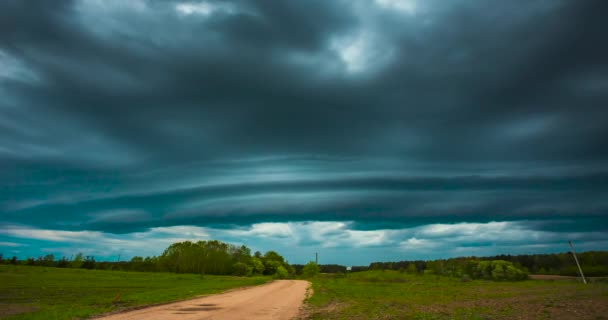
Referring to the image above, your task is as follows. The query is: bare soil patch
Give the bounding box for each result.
[95,280,310,320]
[529,275,579,280]
[0,303,39,318]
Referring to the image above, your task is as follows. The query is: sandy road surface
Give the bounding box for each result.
[95,280,310,320]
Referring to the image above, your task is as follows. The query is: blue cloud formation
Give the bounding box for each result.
[1,0,607,264]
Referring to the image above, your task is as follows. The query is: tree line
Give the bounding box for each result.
[362,251,608,277]
[292,263,346,274]
[3,247,606,278]
[0,240,294,278]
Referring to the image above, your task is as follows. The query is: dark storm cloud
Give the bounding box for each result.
[0,0,364,162]
[1,0,607,245]
[373,0,608,164]
[2,0,606,164]
[3,173,607,233]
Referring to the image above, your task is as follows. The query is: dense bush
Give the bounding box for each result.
[232,262,252,277]
[472,260,528,281]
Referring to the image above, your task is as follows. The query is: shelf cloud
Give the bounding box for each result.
[1,0,607,264]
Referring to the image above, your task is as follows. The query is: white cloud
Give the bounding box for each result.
[417,221,511,238]
[0,225,211,258]
[0,242,28,247]
[375,0,418,15]
[229,221,397,248]
[400,237,436,249]
[145,226,210,240]
[175,1,236,17]
[1,227,104,243]
[346,229,394,247]
[229,222,294,238]
[79,0,148,13]
[3,221,607,263]
[331,31,395,74]
[175,2,213,16]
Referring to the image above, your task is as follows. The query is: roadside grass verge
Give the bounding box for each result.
[306,270,608,319]
[0,265,270,320]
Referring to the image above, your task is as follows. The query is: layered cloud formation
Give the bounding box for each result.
[1,0,607,264]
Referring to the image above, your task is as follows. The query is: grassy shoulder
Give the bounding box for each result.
[305,270,608,319]
[0,265,270,320]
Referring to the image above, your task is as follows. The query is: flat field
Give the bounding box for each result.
[305,270,608,320]
[0,265,269,320]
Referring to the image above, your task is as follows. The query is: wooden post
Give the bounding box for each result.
[568,241,587,284]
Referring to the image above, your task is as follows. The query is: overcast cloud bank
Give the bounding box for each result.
[1,0,607,264]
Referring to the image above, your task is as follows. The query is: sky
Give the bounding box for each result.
[1,0,607,266]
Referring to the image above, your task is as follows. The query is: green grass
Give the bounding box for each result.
[306,270,608,319]
[0,265,270,320]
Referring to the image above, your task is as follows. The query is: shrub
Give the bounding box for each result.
[274,266,288,279]
[232,262,252,277]
[264,260,282,275]
[406,264,417,274]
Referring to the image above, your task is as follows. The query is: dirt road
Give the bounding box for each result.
[95,280,310,320]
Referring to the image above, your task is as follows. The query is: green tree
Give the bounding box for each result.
[70,253,84,268]
[158,240,258,275]
[82,256,96,269]
[231,245,252,264]
[43,254,55,267]
[264,260,281,275]
[251,257,265,275]
[302,261,320,278]
[262,251,288,275]
[55,257,69,268]
[263,251,285,263]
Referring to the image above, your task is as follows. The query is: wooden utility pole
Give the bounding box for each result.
[568,241,587,284]
[315,252,318,264]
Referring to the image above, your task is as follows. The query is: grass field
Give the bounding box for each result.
[305,270,608,319]
[0,265,270,320]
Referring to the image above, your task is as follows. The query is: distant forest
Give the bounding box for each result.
[3,244,607,277]
[360,251,608,277]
